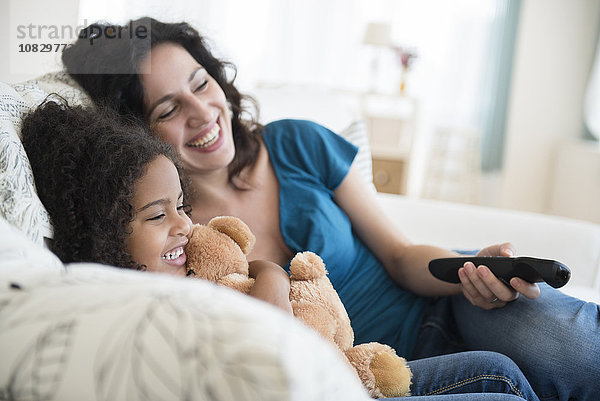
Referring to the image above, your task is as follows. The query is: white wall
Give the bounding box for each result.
[500,0,600,214]
[0,0,80,84]
[0,1,13,83]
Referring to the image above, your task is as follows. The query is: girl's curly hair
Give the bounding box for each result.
[21,100,187,269]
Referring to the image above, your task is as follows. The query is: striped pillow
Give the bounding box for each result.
[338,120,375,191]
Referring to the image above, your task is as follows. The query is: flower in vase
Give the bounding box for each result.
[391,46,418,94]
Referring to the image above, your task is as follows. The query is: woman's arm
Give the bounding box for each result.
[333,165,539,305]
[248,260,293,314]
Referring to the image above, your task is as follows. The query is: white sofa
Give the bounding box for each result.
[1,73,599,401]
[376,194,600,303]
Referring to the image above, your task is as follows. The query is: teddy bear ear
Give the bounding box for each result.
[207,216,256,255]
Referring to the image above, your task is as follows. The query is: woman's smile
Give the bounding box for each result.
[186,117,224,152]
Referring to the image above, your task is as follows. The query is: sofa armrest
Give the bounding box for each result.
[376,193,600,301]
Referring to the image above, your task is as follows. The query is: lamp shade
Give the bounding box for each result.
[363,22,392,46]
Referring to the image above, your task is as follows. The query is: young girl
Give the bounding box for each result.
[21,100,292,313]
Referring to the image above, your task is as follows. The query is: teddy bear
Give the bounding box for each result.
[185,216,412,398]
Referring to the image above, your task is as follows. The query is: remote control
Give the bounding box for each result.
[428,256,571,288]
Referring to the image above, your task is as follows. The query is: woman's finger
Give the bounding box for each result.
[464,263,497,300]
[458,264,482,300]
[510,277,541,299]
[459,264,506,309]
[476,265,519,302]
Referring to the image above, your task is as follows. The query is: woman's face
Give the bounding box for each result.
[139,43,235,174]
[126,155,193,275]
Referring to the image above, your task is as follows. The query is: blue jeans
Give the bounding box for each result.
[411,284,600,401]
[403,351,539,400]
[384,396,526,401]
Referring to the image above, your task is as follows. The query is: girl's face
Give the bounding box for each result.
[139,43,235,175]
[126,155,193,275]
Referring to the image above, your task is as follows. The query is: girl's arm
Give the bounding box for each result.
[333,165,540,306]
[248,260,293,314]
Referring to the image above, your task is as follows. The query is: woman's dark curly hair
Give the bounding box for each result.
[21,100,187,269]
[62,17,262,184]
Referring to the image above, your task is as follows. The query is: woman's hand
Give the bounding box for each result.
[458,242,541,309]
[248,260,293,315]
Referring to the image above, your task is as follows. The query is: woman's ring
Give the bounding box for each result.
[489,297,499,303]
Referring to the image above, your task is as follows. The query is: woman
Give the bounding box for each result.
[62,18,599,400]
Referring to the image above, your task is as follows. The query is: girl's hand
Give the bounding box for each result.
[248,260,293,315]
[458,242,540,309]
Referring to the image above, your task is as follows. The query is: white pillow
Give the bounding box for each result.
[0,83,53,246]
[0,216,371,401]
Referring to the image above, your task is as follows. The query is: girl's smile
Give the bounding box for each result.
[161,244,187,265]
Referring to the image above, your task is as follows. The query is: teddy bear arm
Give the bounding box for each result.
[292,303,341,344]
[217,273,255,294]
